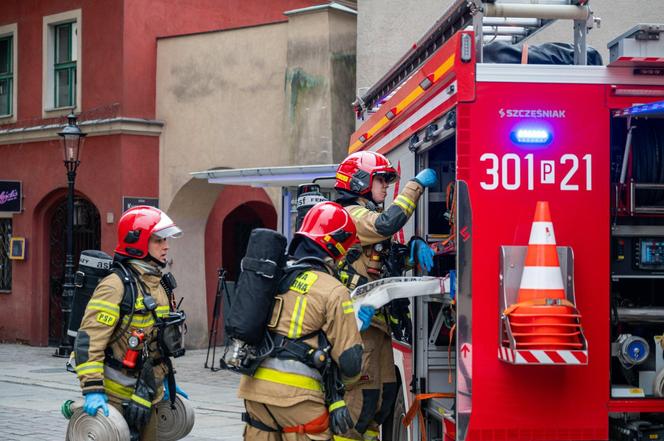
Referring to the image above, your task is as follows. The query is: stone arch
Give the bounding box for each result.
[164,177,278,348]
[31,187,100,345]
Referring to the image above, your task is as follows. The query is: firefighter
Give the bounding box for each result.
[73,206,187,441]
[334,151,437,440]
[238,201,364,440]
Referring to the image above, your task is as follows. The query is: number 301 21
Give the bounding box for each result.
[479,153,592,191]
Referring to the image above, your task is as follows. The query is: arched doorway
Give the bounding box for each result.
[48,197,101,345]
[221,202,275,281]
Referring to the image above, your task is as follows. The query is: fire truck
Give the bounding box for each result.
[347,1,664,440]
[193,1,664,439]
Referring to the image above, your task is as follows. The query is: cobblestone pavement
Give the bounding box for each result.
[0,344,244,440]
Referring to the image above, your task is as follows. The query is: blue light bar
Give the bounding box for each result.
[514,129,551,144]
[511,128,552,145]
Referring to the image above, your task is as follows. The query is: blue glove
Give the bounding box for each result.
[83,392,109,417]
[163,379,189,401]
[358,305,376,332]
[410,238,434,272]
[412,168,438,188]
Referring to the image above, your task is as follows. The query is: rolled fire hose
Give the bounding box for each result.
[63,400,131,441]
[654,368,664,398]
[155,395,196,441]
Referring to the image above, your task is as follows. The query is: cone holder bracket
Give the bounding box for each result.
[498,245,588,365]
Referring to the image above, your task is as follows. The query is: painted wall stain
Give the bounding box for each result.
[170,58,228,102]
[285,67,326,122]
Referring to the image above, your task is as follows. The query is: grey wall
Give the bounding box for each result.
[525,1,664,63]
[357,0,664,95]
[156,5,357,347]
[356,0,449,95]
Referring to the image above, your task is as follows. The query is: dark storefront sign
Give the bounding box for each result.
[122,196,159,213]
[0,181,22,213]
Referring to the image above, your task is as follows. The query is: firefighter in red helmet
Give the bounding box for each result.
[238,201,364,440]
[335,151,438,440]
[73,206,188,441]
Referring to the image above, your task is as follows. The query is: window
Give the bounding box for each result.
[54,22,76,108]
[0,23,17,121]
[43,9,81,115]
[0,35,12,117]
[0,219,12,291]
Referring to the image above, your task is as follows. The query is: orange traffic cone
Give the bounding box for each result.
[504,201,584,349]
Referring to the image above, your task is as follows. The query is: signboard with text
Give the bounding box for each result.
[0,181,22,213]
[122,197,159,213]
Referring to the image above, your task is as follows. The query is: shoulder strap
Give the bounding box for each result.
[111,263,138,316]
[277,262,314,294]
[107,262,138,344]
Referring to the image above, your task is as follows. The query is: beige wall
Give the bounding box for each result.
[157,23,291,209]
[329,10,359,161]
[157,23,290,347]
[285,7,358,163]
[156,6,357,347]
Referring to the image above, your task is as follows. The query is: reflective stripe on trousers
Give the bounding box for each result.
[254,358,323,392]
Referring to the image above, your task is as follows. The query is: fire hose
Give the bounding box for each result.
[155,395,196,441]
[350,276,451,330]
[63,395,195,441]
[63,400,130,441]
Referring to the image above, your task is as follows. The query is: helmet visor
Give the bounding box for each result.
[374,171,399,184]
[153,225,183,239]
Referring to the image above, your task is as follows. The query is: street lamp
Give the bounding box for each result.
[54,113,86,357]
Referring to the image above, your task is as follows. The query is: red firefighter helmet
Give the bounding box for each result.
[335,151,399,196]
[115,206,182,258]
[295,201,358,261]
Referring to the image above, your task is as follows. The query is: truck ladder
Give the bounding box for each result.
[355,0,596,117]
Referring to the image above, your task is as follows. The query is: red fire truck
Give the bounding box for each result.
[193,1,664,439]
[346,1,664,440]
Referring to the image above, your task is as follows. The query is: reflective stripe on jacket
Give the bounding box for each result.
[73,261,171,403]
[238,267,363,408]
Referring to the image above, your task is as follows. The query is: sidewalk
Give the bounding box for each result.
[0,344,243,441]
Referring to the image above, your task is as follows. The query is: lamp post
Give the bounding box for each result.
[54,113,86,357]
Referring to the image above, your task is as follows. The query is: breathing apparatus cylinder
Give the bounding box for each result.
[224,228,287,346]
[68,250,113,338]
[296,183,327,230]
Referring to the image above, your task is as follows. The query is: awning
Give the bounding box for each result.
[190,164,339,189]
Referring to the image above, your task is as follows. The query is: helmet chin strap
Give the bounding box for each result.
[146,253,167,268]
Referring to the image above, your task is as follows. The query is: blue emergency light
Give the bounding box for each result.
[511,128,552,145]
